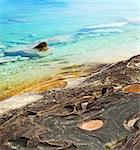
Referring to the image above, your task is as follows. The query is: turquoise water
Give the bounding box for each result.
[0,0,140,88]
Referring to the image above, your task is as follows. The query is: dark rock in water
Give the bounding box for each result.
[34,42,48,51]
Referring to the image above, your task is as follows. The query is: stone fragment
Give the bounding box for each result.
[122,84,140,93]
[34,42,48,51]
[79,119,103,131]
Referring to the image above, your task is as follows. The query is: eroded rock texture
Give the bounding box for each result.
[0,55,140,150]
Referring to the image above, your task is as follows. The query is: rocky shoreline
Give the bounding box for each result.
[0,63,91,101]
[0,55,140,150]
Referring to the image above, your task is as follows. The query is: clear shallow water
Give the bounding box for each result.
[0,0,140,90]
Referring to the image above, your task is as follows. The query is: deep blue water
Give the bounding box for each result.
[0,0,140,88]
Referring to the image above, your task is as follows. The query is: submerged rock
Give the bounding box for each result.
[34,42,48,51]
[4,51,40,59]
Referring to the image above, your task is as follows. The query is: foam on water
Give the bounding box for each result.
[81,21,128,31]
[126,17,140,24]
[48,35,73,43]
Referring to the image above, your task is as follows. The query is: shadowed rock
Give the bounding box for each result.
[34,42,48,51]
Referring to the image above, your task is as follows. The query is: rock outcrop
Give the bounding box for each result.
[0,55,140,150]
[34,42,48,51]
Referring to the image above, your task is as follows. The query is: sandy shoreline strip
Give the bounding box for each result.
[0,54,139,116]
[0,76,88,116]
[0,64,90,101]
[0,66,89,115]
[0,93,43,116]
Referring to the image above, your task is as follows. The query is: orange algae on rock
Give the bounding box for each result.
[122,84,140,93]
[0,65,91,101]
[23,68,89,94]
[78,120,104,131]
[0,77,66,101]
[60,64,90,78]
[0,82,34,101]
[31,79,67,93]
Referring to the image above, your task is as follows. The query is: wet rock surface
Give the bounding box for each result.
[0,55,140,150]
[34,42,48,51]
